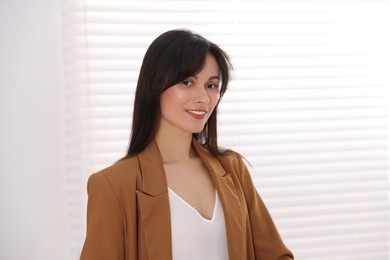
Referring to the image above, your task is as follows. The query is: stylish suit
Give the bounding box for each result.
[80,139,293,260]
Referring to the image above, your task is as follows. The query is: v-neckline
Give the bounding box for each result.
[167,187,218,222]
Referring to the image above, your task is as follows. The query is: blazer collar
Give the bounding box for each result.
[137,139,167,196]
[136,138,245,260]
[191,139,227,177]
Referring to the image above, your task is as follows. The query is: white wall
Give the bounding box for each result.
[0,0,68,259]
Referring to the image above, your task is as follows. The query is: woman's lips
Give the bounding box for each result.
[186,109,207,119]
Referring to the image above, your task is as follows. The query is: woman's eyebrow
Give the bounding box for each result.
[191,75,220,80]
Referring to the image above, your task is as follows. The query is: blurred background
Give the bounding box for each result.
[1,0,389,259]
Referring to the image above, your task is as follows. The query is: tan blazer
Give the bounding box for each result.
[80,139,293,260]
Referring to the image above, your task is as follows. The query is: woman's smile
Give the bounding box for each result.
[185,109,208,119]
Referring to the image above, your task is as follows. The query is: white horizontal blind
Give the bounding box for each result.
[61,1,390,259]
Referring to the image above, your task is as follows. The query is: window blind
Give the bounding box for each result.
[61,1,390,259]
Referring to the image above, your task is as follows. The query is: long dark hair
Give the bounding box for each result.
[123,29,232,158]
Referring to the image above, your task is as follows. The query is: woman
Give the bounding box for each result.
[80,29,293,260]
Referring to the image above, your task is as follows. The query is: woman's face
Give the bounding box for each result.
[158,53,220,136]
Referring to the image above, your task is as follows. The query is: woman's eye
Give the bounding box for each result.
[207,83,218,89]
[183,80,192,86]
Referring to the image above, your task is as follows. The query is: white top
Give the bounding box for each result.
[168,188,229,260]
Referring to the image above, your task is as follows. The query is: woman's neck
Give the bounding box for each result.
[155,129,194,164]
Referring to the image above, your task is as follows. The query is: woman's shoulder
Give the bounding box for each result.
[88,155,141,191]
[217,148,246,168]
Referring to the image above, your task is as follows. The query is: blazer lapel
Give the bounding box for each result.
[136,140,172,260]
[192,140,245,260]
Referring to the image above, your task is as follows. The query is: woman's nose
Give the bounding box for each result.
[194,86,210,104]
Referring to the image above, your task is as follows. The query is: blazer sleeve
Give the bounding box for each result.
[235,154,294,260]
[80,173,125,260]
